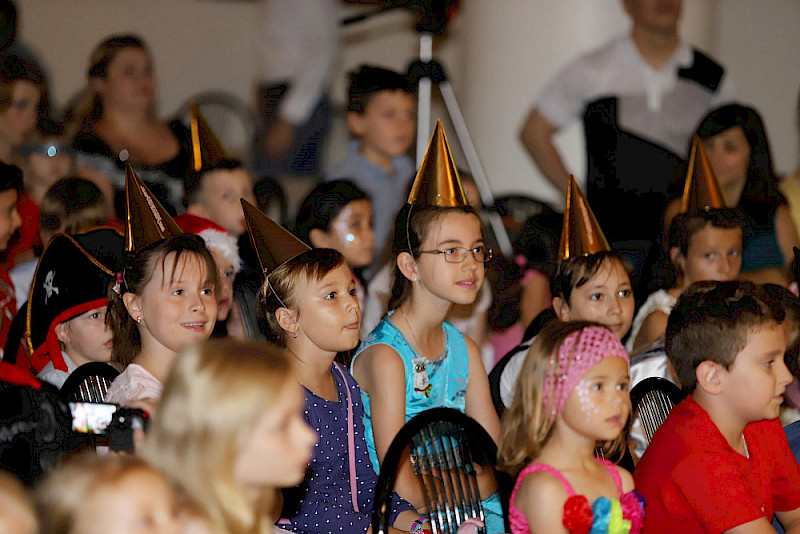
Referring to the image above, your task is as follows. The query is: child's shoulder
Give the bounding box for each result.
[512,466,571,531]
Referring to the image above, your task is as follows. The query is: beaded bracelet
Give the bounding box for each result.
[410,515,429,532]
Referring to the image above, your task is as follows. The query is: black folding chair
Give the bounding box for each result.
[629,377,685,444]
[372,407,505,534]
[59,362,120,403]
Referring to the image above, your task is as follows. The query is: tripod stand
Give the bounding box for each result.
[408,32,512,256]
[342,4,513,256]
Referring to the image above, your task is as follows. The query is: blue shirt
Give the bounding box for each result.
[327,140,415,268]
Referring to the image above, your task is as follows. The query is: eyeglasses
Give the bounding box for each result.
[419,245,492,264]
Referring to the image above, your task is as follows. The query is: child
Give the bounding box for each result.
[327,65,416,269]
[294,179,375,311]
[0,161,22,357]
[11,177,111,306]
[35,453,180,534]
[0,470,36,534]
[242,199,421,532]
[105,166,218,405]
[143,338,317,534]
[634,280,800,532]
[28,228,124,388]
[174,213,243,337]
[627,139,747,352]
[495,177,635,409]
[351,123,503,531]
[499,320,643,534]
[185,104,256,238]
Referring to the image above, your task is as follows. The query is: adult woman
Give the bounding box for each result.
[0,54,44,165]
[664,104,799,286]
[70,35,191,215]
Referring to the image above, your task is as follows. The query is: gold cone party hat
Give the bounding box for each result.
[407,120,468,207]
[680,137,727,213]
[558,176,611,260]
[241,199,310,279]
[190,102,230,172]
[124,164,182,252]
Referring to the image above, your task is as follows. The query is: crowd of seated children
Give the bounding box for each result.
[635,280,800,533]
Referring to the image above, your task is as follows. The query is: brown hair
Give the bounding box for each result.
[0,53,44,113]
[665,280,785,391]
[387,203,481,311]
[143,339,293,534]
[498,320,627,476]
[66,35,149,134]
[107,233,219,367]
[39,178,108,235]
[257,247,345,346]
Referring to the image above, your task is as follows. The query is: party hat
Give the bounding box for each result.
[407,120,468,207]
[190,102,230,173]
[124,164,182,252]
[680,137,727,213]
[241,199,310,279]
[558,176,611,260]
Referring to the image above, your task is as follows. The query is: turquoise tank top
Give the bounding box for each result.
[352,313,469,472]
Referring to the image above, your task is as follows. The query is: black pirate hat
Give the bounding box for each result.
[27,228,124,373]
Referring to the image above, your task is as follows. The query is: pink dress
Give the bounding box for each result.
[509,459,644,534]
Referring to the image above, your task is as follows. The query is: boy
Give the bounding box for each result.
[185,105,255,239]
[28,228,124,389]
[327,65,416,266]
[0,161,22,356]
[634,280,800,533]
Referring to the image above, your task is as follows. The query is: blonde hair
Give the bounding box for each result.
[0,470,36,534]
[34,454,165,534]
[498,321,626,476]
[143,338,292,534]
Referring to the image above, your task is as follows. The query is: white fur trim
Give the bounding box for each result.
[198,229,241,272]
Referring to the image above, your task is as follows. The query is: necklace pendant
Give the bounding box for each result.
[412,356,430,392]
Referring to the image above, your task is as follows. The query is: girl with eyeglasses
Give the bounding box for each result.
[351,124,504,532]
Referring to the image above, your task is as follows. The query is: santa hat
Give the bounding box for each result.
[174,213,240,272]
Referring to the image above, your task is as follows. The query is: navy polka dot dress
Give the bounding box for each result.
[283,363,413,533]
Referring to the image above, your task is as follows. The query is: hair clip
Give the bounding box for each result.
[112,272,123,295]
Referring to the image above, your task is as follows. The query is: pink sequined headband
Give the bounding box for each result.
[542,326,629,420]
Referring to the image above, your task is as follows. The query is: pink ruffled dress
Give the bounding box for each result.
[509,459,644,534]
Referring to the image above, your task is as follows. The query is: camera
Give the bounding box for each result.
[68,402,148,453]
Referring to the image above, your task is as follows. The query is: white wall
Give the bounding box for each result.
[15,0,800,207]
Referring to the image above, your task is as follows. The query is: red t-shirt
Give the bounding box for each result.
[634,396,800,533]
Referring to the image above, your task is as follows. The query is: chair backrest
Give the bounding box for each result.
[59,363,120,403]
[372,408,498,534]
[629,377,685,444]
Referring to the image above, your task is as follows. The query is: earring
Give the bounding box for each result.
[136,317,142,324]
[291,332,297,339]
[414,278,419,284]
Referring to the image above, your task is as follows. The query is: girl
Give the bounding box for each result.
[35,453,180,534]
[144,338,317,534]
[243,200,422,533]
[351,123,502,531]
[627,208,746,352]
[105,233,218,404]
[664,104,799,286]
[105,168,218,405]
[495,177,635,410]
[499,320,644,534]
[294,179,375,313]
